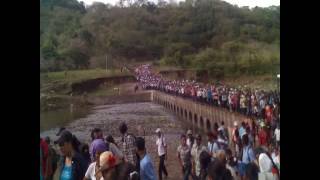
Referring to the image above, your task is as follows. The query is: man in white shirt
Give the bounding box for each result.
[156,128,168,180]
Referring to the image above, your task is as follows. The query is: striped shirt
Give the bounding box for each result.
[121,134,137,165]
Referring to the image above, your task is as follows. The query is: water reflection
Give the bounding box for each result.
[40,105,91,132]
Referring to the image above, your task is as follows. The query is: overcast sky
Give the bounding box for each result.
[79,0,280,8]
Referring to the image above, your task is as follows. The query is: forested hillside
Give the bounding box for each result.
[40,0,279,77]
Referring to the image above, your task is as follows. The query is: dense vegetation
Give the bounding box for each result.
[40,0,279,77]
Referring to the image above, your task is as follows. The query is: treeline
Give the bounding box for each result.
[40,0,279,76]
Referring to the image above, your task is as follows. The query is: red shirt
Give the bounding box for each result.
[258,129,268,146]
[40,139,49,176]
[265,107,273,123]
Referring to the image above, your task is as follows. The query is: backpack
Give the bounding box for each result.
[265,153,280,176]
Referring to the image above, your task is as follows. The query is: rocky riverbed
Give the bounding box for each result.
[40,102,188,180]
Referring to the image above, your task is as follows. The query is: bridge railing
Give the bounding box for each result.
[151,90,252,137]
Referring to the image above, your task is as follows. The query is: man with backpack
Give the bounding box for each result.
[119,122,137,167]
[207,132,220,160]
[254,147,280,180]
[218,121,229,142]
[238,134,256,179]
[156,128,168,180]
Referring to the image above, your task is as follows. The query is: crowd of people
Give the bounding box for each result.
[40,64,280,180]
[176,120,280,180]
[135,64,280,121]
[40,119,280,180]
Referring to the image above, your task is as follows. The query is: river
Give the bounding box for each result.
[40,102,186,179]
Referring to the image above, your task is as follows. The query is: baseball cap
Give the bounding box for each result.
[96,151,121,175]
[54,130,73,145]
[187,130,192,135]
[155,128,161,133]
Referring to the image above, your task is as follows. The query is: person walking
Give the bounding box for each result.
[106,134,124,159]
[191,134,208,180]
[119,122,137,166]
[207,132,220,160]
[84,139,109,180]
[156,128,168,180]
[238,134,256,179]
[90,128,104,161]
[177,134,192,180]
[96,151,137,180]
[186,130,195,149]
[136,137,157,180]
[45,137,59,180]
[54,130,87,180]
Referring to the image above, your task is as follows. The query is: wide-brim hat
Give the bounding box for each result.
[95,151,121,175]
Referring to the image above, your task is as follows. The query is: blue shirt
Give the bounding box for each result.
[242,146,255,164]
[239,127,246,139]
[207,90,212,99]
[60,165,73,180]
[140,154,157,180]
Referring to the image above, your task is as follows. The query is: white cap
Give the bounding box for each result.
[156,128,161,133]
[234,121,238,126]
[187,130,192,135]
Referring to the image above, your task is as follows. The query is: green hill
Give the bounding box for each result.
[40,0,279,77]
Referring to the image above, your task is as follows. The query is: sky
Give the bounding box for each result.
[79,0,280,8]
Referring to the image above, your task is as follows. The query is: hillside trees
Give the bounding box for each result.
[40,0,280,76]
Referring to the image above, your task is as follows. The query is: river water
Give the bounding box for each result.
[40,105,91,132]
[40,102,186,179]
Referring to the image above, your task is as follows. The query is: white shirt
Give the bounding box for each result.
[186,138,193,148]
[259,153,272,173]
[84,162,104,180]
[156,135,166,156]
[274,128,280,141]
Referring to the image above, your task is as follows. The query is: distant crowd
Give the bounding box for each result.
[135,64,280,121]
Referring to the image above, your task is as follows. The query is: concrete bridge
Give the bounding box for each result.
[151,90,250,136]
